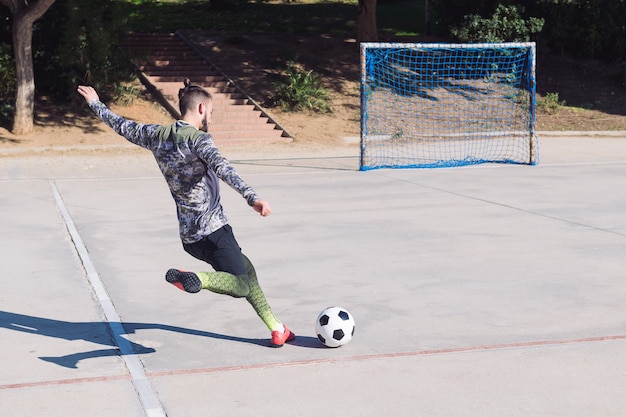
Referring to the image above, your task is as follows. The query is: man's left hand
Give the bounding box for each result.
[253,200,272,217]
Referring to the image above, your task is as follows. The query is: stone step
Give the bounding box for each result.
[140,69,222,78]
[210,127,284,136]
[123,32,291,144]
[154,80,238,92]
[144,75,229,84]
[161,96,252,108]
[141,59,212,67]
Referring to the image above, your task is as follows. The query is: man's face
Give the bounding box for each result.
[200,101,213,132]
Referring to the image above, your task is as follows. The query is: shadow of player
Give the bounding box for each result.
[0,310,289,368]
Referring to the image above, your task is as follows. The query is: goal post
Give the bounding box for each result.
[360,42,538,170]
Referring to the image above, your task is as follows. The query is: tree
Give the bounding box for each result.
[0,0,56,135]
[357,0,377,44]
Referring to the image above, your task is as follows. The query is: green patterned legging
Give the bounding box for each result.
[196,255,281,331]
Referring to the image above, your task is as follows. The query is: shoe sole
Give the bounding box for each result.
[165,269,202,293]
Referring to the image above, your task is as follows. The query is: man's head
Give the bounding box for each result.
[178,79,213,132]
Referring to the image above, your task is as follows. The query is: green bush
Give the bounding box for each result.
[432,0,626,62]
[537,92,565,114]
[534,0,626,61]
[274,60,332,113]
[0,44,15,98]
[0,44,15,127]
[451,4,544,43]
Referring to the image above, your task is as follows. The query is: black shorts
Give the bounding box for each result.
[182,224,247,276]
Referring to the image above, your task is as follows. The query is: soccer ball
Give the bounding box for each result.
[316,306,355,348]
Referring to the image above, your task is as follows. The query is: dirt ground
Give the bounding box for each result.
[1,33,624,157]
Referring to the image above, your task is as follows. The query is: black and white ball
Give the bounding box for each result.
[316,306,355,348]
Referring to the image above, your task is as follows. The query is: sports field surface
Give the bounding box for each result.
[1,135,625,416]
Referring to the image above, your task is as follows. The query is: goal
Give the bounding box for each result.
[360,42,538,170]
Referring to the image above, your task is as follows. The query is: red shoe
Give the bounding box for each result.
[270,325,296,348]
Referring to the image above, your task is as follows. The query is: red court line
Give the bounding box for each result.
[3,334,625,390]
[147,333,626,378]
[0,374,130,390]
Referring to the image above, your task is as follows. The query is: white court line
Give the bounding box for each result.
[536,160,626,167]
[49,180,166,417]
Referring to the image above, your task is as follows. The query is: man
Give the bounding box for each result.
[77,80,295,347]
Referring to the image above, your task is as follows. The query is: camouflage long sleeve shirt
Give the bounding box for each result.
[88,99,259,244]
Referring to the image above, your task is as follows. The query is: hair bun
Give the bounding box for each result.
[179,78,192,100]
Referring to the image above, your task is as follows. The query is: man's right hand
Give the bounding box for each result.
[77,85,99,103]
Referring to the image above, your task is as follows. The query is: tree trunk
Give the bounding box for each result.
[357,0,377,44]
[1,0,57,135]
[12,12,36,135]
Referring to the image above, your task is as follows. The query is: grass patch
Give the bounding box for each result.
[112,81,142,106]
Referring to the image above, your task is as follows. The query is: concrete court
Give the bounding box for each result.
[1,135,626,417]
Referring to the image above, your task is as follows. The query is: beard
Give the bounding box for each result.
[200,114,209,132]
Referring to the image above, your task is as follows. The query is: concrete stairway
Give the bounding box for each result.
[121,32,291,146]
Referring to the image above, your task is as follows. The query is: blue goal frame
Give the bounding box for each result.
[360,42,538,170]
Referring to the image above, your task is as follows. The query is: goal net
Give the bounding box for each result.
[360,42,538,170]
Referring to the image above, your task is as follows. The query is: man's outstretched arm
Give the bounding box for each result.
[77,85,158,149]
